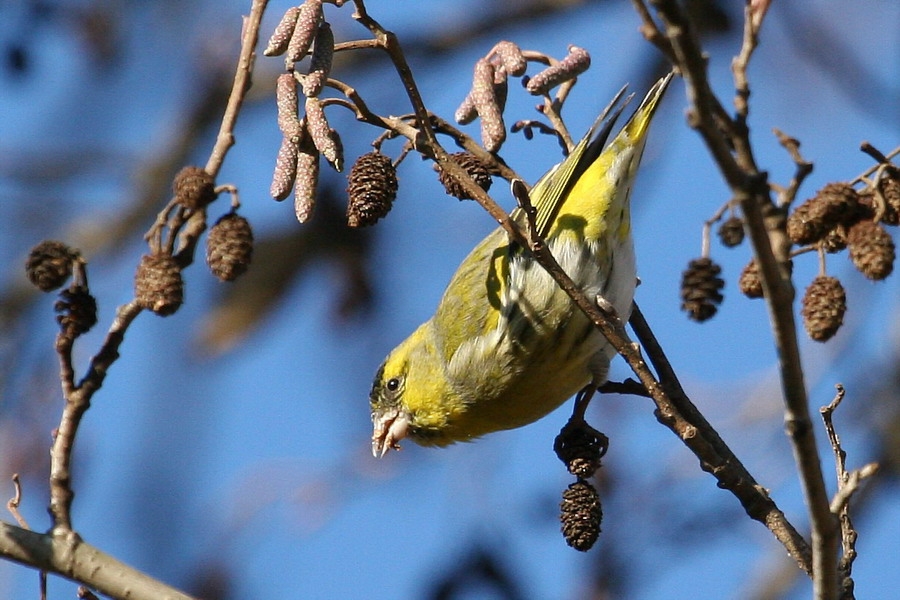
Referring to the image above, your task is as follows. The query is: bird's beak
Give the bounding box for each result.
[371,408,410,457]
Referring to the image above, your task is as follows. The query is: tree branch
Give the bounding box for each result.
[0,522,196,600]
[637,1,837,594]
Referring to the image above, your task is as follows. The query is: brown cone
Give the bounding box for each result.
[135,254,184,316]
[207,213,254,282]
[801,276,846,342]
[346,152,398,227]
[680,257,725,322]
[26,240,76,292]
[560,480,602,552]
[847,220,895,280]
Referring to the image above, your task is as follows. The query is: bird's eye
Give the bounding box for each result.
[386,377,401,392]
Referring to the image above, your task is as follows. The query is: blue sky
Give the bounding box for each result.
[1,1,898,598]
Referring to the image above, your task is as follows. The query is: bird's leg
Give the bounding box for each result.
[571,384,596,423]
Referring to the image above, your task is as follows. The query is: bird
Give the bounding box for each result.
[369,73,672,457]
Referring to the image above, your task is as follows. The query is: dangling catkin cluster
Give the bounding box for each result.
[454,42,590,153]
[265,1,342,225]
[560,480,602,552]
[206,213,254,282]
[55,285,97,338]
[434,152,493,200]
[786,182,860,246]
[26,240,77,292]
[680,257,725,322]
[346,151,398,227]
[800,276,846,342]
[135,253,184,316]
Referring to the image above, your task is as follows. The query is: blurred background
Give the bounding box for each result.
[0,0,898,598]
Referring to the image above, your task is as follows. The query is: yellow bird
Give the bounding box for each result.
[370,73,672,456]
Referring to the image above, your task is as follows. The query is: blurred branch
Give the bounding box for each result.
[635,0,837,594]
[0,522,195,600]
[4,0,271,596]
[629,303,812,572]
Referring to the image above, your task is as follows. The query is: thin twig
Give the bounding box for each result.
[205,0,268,177]
[820,385,880,600]
[39,1,270,594]
[6,475,29,530]
[773,128,814,208]
[629,303,813,573]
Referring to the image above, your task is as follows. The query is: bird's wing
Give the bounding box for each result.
[431,226,509,365]
[531,86,631,239]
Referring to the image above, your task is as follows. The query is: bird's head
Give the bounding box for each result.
[369,322,461,456]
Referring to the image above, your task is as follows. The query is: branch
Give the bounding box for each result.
[638,1,836,594]
[629,303,812,573]
[38,0,270,595]
[0,522,196,600]
[205,0,268,177]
